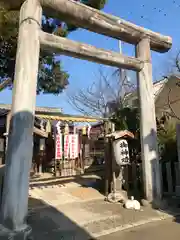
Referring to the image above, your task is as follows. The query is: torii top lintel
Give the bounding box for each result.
[4,0,172,53]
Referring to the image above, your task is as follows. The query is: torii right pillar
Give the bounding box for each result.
[136,37,161,202]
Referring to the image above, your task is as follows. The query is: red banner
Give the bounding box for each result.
[55,134,79,159]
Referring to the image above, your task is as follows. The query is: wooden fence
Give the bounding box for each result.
[0,161,180,202]
[122,162,180,198]
[160,161,180,197]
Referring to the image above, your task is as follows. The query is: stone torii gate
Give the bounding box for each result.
[0,0,172,238]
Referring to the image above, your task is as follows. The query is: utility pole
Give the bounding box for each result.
[118,39,124,82]
[117,19,126,98]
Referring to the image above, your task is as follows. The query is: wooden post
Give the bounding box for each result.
[0,0,42,236]
[0,165,5,207]
[166,162,173,195]
[39,138,46,175]
[5,112,11,152]
[104,121,110,197]
[81,135,86,172]
[132,162,138,197]
[136,38,161,202]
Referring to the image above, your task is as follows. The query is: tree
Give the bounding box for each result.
[0,0,107,94]
[111,107,140,133]
[68,67,136,117]
[158,51,180,121]
[157,114,177,163]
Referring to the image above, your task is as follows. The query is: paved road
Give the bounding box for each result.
[98,218,180,240]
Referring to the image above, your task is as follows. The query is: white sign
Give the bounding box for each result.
[55,134,63,159]
[69,134,79,159]
[39,138,45,151]
[64,135,70,158]
[113,139,130,166]
[55,134,79,159]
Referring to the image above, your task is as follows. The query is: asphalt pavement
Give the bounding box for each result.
[98,218,180,240]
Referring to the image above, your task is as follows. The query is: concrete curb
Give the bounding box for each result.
[92,211,180,238]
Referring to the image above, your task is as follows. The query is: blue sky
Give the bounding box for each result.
[1,0,180,114]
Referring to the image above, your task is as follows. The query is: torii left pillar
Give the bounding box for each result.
[0,0,42,239]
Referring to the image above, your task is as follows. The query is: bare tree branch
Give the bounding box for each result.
[160,50,180,120]
[176,50,180,73]
[67,67,136,117]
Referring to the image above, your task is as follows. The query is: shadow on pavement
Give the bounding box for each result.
[28,197,96,240]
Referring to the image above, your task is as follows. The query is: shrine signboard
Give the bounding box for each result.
[113,139,130,166]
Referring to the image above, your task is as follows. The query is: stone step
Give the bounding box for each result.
[29,173,102,189]
[29,187,105,209]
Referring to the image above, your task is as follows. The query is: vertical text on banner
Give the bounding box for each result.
[55,134,62,159]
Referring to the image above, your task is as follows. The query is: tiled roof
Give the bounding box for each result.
[0,103,62,113]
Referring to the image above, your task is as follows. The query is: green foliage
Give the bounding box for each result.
[0,4,18,80]
[0,6,70,94]
[157,121,176,144]
[111,108,178,163]
[38,57,69,94]
[157,117,178,162]
[110,105,178,163]
[85,0,107,9]
[0,0,107,94]
[111,107,140,134]
[110,106,141,164]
